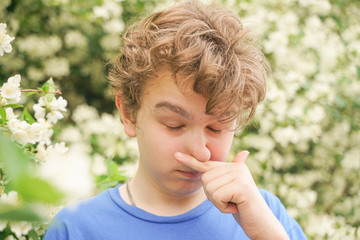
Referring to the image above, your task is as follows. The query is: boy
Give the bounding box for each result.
[44,1,307,239]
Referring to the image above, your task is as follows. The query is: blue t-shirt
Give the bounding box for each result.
[44,185,307,239]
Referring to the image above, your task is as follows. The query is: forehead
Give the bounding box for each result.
[139,68,237,124]
[140,69,210,117]
[143,69,196,100]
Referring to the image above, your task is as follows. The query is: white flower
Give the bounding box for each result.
[7,74,21,86]
[6,114,52,145]
[64,30,88,48]
[27,122,42,143]
[100,34,121,50]
[33,103,46,119]
[72,104,99,123]
[34,96,67,123]
[36,142,68,162]
[47,110,64,123]
[91,154,107,176]
[1,82,21,104]
[93,5,109,19]
[46,142,68,157]
[35,142,47,161]
[93,0,122,20]
[7,118,19,131]
[305,214,336,237]
[8,120,31,145]
[0,23,15,56]
[5,107,16,120]
[47,96,67,123]
[17,35,62,59]
[0,221,7,231]
[0,191,18,205]
[44,57,70,78]
[34,118,54,145]
[59,126,82,143]
[27,66,45,82]
[299,0,331,15]
[1,74,22,104]
[264,30,288,54]
[342,148,360,171]
[9,222,32,238]
[104,19,124,34]
[307,105,326,123]
[118,160,139,178]
[0,98,6,106]
[11,129,29,145]
[38,143,95,203]
[49,96,67,112]
[271,126,300,147]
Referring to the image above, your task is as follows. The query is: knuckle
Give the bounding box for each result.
[201,172,210,183]
[212,190,222,201]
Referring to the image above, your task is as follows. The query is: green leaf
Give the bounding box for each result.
[41,77,56,102]
[357,65,360,80]
[41,77,56,93]
[97,180,120,190]
[0,107,6,127]
[28,229,40,240]
[15,175,64,204]
[4,104,23,109]
[0,133,30,179]
[106,158,118,176]
[0,133,63,203]
[106,159,126,182]
[335,95,347,110]
[0,204,44,222]
[21,108,36,124]
[26,91,39,97]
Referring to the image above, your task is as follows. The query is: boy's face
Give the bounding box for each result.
[120,69,236,196]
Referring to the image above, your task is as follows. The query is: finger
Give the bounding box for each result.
[203,170,235,199]
[174,152,224,173]
[211,182,240,214]
[232,150,249,164]
[223,202,238,214]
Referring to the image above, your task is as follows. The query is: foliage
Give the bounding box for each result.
[0,0,166,112]
[0,74,68,239]
[0,0,359,239]
[0,22,93,239]
[223,0,360,239]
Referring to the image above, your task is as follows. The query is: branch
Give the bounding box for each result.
[20,89,62,94]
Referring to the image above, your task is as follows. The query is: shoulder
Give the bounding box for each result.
[43,187,118,240]
[57,187,112,219]
[259,188,308,239]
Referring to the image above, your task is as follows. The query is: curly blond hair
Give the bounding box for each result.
[109,1,269,126]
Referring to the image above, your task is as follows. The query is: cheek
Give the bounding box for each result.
[140,127,182,159]
[208,135,234,162]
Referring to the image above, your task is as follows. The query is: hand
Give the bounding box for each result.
[174,151,289,240]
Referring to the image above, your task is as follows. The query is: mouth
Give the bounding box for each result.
[176,169,202,179]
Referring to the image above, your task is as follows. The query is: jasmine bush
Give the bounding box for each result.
[0,0,359,239]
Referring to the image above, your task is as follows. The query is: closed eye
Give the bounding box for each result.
[167,125,185,131]
[207,127,222,134]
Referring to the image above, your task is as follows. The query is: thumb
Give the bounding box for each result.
[233,150,250,164]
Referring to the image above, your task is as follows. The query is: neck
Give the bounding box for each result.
[122,165,207,216]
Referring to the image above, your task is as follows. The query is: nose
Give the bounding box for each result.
[185,130,211,162]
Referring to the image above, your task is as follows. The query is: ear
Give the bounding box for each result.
[115,95,137,137]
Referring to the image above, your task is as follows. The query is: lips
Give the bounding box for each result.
[177,169,202,179]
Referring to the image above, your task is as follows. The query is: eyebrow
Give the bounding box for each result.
[154,101,193,120]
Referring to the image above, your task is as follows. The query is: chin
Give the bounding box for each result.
[170,180,203,196]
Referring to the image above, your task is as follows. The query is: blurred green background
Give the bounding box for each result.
[0,0,359,239]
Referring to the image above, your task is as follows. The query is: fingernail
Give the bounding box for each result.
[174,152,184,160]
